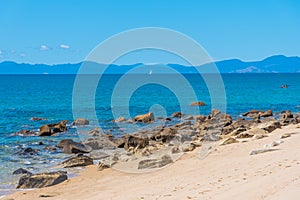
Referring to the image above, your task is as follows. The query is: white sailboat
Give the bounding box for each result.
[149,69,152,75]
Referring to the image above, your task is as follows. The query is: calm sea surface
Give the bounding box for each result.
[0,74,299,195]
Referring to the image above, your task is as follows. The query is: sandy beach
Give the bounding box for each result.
[3,123,300,200]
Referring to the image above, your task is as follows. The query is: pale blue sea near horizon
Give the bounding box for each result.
[0,73,300,195]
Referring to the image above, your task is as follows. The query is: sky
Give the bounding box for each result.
[0,0,300,64]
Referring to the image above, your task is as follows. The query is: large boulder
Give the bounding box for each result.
[133,112,154,123]
[138,154,173,169]
[16,171,67,189]
[62,154,93,168]
[39,125,52,136]
[190,101,206,106]
[71,118,89,126]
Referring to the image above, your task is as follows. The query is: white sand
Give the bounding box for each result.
[3,124,300,200]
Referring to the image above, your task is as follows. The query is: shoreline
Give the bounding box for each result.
[3,123,300,200]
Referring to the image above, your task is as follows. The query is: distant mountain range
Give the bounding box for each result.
[0,55,299,74]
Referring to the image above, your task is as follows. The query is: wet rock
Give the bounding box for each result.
[133,112,154,123]
[12,168,32,175]
[15,147,38,156]
[39,125,52,136]
[138,154,173,169]
[113,117,126,123]
[16,171,67,189]
[43,146,57,151]
[62,154,93,168]
[52,120,68,133]
[171,112,183,118]
[124,135,149,151]
[15,130,37,136]
[190,101,206,106]
[220,137,238,145]
[57,139,74,148]
[71,118,89,126]
[30,117,46,121]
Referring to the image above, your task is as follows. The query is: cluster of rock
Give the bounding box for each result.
[13,109,300,188]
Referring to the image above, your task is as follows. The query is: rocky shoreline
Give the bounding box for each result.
[10,109,300,189]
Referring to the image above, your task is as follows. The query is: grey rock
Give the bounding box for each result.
[16,171,67,189]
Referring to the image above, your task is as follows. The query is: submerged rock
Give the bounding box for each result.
[30,117,46,121]
[16,171,67,189]
[15,147,38,156]
[14,130,37,136]
[62,154,93,168]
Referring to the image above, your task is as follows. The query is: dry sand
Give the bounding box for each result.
[3,124,300,200]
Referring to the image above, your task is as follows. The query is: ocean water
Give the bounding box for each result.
[0,73,300,194]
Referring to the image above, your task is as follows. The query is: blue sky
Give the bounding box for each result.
[0,0,300,64]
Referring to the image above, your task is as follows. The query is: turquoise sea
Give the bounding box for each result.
[0,73,300,195]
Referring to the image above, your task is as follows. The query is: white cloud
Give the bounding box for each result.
[60,44,70,49]
[40,45,49,51]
